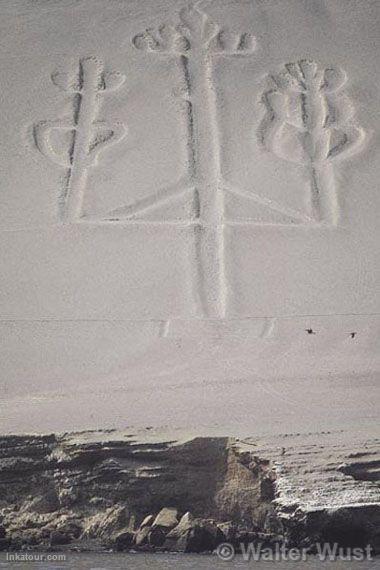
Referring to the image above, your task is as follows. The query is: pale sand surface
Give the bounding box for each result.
[0,0,378,435]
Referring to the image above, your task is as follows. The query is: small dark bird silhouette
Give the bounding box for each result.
[306,328,316,335]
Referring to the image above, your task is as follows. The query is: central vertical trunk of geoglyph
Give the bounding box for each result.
[133,1,256,318]
[178,10,226,318]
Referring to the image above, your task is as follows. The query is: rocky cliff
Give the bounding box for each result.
[0,429,378,554]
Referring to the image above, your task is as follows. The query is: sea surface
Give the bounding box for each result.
[0,552,379,569]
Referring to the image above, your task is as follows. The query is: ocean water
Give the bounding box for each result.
[0,552,379,569]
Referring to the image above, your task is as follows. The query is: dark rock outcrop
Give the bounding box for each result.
[0,429,378,554]
[113,530,134,551]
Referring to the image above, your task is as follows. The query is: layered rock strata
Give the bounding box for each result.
[0,429,378,554]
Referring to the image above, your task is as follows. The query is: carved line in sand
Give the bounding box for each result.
[158,317,277,339]
[131,0,256,319]
[33,57,126,222]
[258,60,365,225]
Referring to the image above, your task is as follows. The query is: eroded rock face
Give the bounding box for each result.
[0,432,275,552]
[0,430,379,553]
[240,430,380,554]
